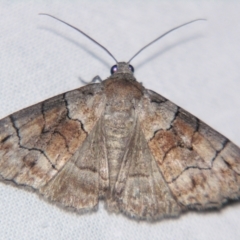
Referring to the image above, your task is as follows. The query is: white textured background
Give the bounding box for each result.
[0,1,240,240]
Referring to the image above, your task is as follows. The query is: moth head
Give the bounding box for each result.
[110,62,134,75]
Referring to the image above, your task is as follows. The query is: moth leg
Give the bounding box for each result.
[91,75,103,83]
[79,75,103,85]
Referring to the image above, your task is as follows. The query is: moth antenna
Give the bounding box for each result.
[128,19,206,64]
[39,13,118,63]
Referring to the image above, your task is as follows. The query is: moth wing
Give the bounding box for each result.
[110,120,180,220]
[0,83,106,197]
[139,89,240,210]
[39,116,109,210]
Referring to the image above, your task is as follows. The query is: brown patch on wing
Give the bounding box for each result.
[0,84,106,189]
[148,129,178,165]
[141,90,240,210]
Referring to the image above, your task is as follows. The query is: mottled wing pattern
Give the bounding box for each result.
[139,89,240,210]
[0,83,106,209]
[1,75,240,220]
[112,120,180,220]
[40,116,108,210]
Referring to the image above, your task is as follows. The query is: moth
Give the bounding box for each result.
[0,14,239,222]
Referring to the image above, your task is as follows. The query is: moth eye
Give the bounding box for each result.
[129,65,134,73]
[110,65,118,75]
